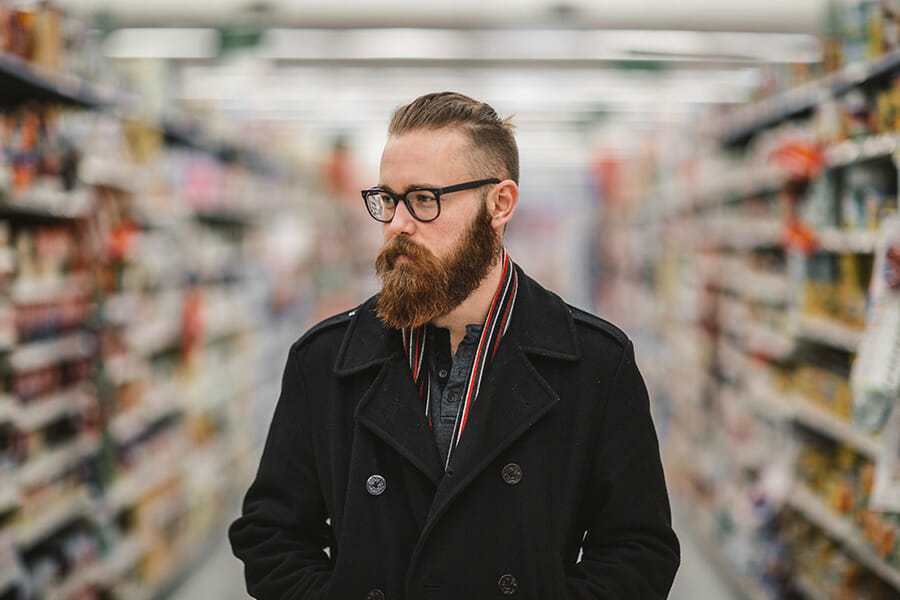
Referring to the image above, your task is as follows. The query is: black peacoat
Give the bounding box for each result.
[229,264,680,599]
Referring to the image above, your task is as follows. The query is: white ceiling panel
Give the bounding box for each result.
[59,0,826,33]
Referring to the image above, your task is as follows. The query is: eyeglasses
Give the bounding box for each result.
[361,178,500,223]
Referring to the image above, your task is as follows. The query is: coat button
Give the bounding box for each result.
[501,462,522,485]
[365,589,385,600]
[366,474,387,495]
[498,573,518,595]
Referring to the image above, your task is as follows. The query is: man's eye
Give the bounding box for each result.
[411,192,436,203]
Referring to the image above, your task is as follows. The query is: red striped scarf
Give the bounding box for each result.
[401,248,519,471]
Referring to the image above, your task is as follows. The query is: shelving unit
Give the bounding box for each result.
[601,6,900,596]
[788,483,900,592]
[0,7,314,600]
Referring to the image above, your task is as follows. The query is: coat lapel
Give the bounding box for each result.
[334,265,583,546]
[406,264,583,582]
[336,298,445,486]
[353,355,446,486]
[421,338,562,523]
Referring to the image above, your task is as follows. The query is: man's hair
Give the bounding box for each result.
[388,91,519,184]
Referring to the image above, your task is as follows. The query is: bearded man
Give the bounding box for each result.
[229,92,680,600]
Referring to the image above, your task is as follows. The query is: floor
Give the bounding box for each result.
[168,508,740,600]
[669,510,742,600]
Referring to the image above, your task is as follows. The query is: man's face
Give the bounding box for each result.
[374,127,501,329]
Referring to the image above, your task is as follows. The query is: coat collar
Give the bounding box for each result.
[333,263,580,376]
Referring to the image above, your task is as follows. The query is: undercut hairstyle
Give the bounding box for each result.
[388,91,519,184]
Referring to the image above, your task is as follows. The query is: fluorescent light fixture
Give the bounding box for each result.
[262,28,468,60]
[104,28,220,59]
[260,27,820,64]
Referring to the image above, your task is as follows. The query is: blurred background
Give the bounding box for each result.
[3,1,900,599]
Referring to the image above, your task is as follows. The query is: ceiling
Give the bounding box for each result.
[58,0,833,168]
[60,0,826,32]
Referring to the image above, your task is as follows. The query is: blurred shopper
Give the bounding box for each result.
[229,92,680,599]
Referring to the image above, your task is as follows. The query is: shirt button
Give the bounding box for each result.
[501,462,522,485]
[438,369,448,378]
[498,573,518,595]
[366,589,386,600]
[366,474,387,495]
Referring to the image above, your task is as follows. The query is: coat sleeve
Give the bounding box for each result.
[228,343,333,600]
[565,338,681,599]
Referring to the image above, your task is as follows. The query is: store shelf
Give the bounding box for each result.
[745,378,794,422]
[161,117,284,176]
[0,191,92,224]
[10,272,93,305]
[793,573,830,600]
[789,393,881,459]
[719,48,900,148]
[105,438,188,512]
[124,317,182,357]
[719,80,822,148]
[0,394,16,423]
[743,320,795,360]
[694,164,788,209]
[109,381,182,443]
[814,227,880,254]
[13,488,92,548]
[79,155,141,194]
[717,264,793,305]
[17,433,101,488]
[45,536,146,600]
[0,478,19,514]
[8,385,94,432]
[741,374,880,459]
[794,313,864,352]
[709,217,783,250]
[0,51,116,108]
[787,483,900,592]
[8,331,97,373]
[0,567,19,594]
[825,132,900,168]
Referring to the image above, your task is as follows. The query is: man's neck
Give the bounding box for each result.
[431,257,504,356]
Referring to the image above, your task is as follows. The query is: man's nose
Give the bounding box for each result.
[386,199,417,236]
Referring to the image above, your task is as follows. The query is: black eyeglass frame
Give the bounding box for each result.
[361,177,501,223]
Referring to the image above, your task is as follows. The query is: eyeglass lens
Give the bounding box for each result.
[366,190,439,222]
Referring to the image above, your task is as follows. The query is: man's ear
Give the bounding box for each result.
[490,179,518,230]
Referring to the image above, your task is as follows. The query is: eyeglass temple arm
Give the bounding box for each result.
[436,178,501,195]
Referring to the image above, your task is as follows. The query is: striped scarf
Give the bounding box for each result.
[401,248,519,471]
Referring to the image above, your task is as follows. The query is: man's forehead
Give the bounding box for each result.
[379,129,472,184]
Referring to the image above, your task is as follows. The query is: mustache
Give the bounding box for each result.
[377,236,431,270]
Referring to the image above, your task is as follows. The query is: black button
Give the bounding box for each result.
[498,573,518,595]
[501,462,522,485]
[366,589,386,600]
[438,369,448,378]
[366,474,387,495]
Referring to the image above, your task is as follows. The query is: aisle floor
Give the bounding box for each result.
[669,510,741,600]
[171,509,740,600]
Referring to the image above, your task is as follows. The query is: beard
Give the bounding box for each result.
[374,201,501,330]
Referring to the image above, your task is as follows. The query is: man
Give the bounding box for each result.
[229,92,680,599]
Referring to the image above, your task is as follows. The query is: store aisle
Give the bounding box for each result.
[669,511,741,600]
[169,525,250,600]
